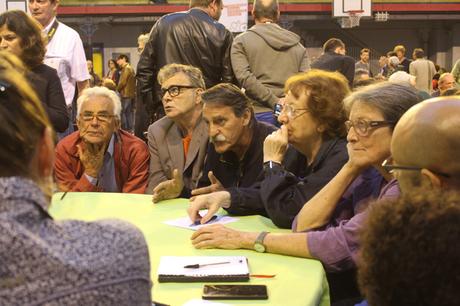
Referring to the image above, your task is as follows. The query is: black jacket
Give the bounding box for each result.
[29,64,69,133]
[136,8,234,118]
[197,120,276,190]
[227,137,349,228]
[311,51,355,87]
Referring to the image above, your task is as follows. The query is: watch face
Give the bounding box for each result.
[254,243,265,253]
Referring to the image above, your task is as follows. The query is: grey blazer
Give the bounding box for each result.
[146,116,208,194]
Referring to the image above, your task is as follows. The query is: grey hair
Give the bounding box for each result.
[388,56,400,68]
[344,82,421,129]
[77,87,122,120]
[137,33,150,44]
[157,63,206,89]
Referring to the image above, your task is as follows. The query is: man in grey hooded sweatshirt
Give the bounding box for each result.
[230,0,309,125]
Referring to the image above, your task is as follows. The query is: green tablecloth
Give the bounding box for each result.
[50,192,330,306]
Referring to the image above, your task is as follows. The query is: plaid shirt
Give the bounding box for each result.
[0,177,152,305]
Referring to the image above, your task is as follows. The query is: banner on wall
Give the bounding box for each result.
[0,0,28,13]
[219,0,248,33]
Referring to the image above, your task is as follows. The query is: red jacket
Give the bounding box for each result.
[55,130,149,193]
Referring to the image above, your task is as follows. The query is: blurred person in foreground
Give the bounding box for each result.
[188,70,350,229]
[190,82,421,303]
[55,86,149,193]
[356,96,460,306]
[0,10,68,133]
[358,190,460,306]
[0,52,152,304]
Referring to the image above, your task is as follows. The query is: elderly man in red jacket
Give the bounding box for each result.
[55,86,149,193]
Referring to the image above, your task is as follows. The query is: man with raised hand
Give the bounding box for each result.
[146,64,208,202]
[55,87,149,193]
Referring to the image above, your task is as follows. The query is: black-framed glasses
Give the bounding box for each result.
[80,111,116,123]
[274,103,309,120]
[345,119,394,137]
[160,85,196,98]
[382,159,451,178]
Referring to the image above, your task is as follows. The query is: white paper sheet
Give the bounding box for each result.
[163,211,238,231]
[182,299,230,306]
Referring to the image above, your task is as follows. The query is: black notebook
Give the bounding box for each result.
[157,256,249,283]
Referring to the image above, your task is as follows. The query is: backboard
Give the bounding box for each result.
[333,0,372,18]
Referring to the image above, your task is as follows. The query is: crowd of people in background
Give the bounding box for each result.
[0,0,459,305]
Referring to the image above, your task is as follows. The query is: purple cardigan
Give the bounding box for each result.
[293,167,400,272]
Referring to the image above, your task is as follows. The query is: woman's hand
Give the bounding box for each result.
[263,125,288,163]
[191,224,251,249]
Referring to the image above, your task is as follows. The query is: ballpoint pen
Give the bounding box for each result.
[184,261,230,269]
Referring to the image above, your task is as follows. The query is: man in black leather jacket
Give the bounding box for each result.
[136,0,234,123]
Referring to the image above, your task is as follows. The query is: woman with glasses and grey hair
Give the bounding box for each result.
[190,81,421,303]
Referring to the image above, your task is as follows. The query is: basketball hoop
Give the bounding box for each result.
[374,11,389,22]
[338,10,364,28]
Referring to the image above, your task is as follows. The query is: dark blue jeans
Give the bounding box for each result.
[121,97,134,132]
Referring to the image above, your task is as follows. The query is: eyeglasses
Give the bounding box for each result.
[160,85,197,98]
[345,119,394,137]
[80,111,116,123]
[0,80,10,93]
[274,103,309,120]
[382,158,451,178]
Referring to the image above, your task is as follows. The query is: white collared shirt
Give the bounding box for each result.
[42,17,90,106]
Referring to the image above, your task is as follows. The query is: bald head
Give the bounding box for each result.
[252,0,279,22]
[392,97,460,190]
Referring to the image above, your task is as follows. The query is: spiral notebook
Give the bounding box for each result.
[157,256,249,283]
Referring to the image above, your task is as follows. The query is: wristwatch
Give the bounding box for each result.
[254,231,269,253]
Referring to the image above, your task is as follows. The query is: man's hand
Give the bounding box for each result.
[77,143,105,178]
[263,125,288,163]
[191,171,224,196]
[191,224,249,249]
[187,191,231,224]
[152,169,184,203]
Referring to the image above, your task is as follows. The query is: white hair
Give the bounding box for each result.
[388,56,400,67]
[137,33,150,44]
[77,86,122,119]
[389,71,416,87]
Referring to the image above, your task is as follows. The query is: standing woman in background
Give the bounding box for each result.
[106,58,121,85]
[0,10,68,133]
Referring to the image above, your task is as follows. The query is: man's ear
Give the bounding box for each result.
[420,168,443,189]
[242,108,251,126]
[195,88,204,105]
[53,0,60,10]
[317,124,325,134]
[38,127,55,178]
